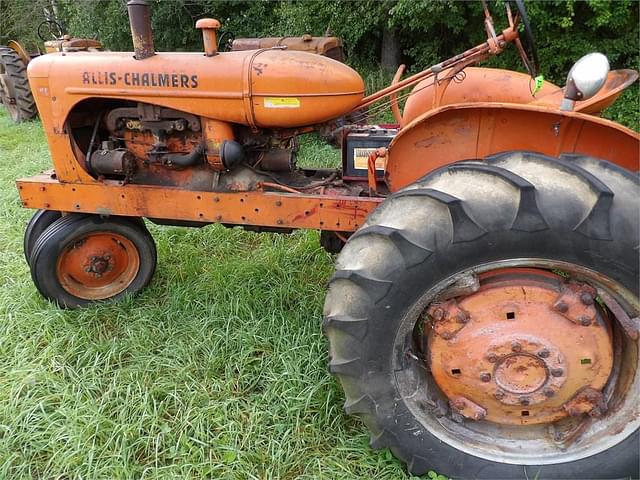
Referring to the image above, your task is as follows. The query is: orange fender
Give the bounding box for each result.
[386,102,639,192]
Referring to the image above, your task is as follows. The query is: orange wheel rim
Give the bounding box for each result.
[425,268,613,425]
[56,232,140,300]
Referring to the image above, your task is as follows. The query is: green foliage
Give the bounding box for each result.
[3,0,636,87]
[0,0,55,52]
[603,85,640,130]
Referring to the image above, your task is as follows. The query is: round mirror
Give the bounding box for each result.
[564,53,610,102]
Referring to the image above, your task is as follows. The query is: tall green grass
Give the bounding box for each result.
[0,78,636,478]
[0,110,420,479]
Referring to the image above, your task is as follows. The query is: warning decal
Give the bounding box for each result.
[263,97,301,108]
[353,147,386,171]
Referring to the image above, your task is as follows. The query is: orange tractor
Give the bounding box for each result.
[16,0,639,477]
[0,19,102,122]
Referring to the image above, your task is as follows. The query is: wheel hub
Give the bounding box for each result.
[86,255,113,276]
[56,232,140,300]
[424,269,613,425]
[494,353,548,395]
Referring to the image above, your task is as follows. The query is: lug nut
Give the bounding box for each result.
[543,388,555,398]
[480,372,491,383]
[494,391,505,400]
[537,349,550,358]
[432,308,444,321]
[456,312,469,324]
[551,368,564,377]
[519,396,530,406]
[580,292,594,305]
[486,353,498,363]
[554,301,569,313]
[579,316,592,326]
[511,341,522,353]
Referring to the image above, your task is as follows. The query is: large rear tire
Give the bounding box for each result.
[0,47,37,122]
[323,152,639,478]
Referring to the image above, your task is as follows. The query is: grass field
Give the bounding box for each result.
[0,109,431,479]
[1,82,637,479]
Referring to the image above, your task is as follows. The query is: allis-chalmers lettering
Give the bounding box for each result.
[82,71,199,88]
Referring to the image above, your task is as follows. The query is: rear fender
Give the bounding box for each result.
[386,103,639,192]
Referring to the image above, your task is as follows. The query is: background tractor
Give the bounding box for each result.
[0,19,102,122]
[15,0,639,478]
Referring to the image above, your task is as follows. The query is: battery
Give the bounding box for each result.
[342,126,398,180]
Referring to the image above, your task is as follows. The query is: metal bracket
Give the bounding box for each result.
[552,282,598,326]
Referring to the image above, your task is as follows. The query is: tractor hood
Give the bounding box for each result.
[27,49,365,129]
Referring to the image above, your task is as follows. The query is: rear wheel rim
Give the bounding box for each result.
[395,259,639,465]
[56,232,140,300]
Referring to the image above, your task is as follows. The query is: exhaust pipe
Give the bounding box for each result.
[127,0,154,60]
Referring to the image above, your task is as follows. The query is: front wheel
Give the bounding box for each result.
[23,209,62,265]
[30,214,157,308]
[323,152,639,478]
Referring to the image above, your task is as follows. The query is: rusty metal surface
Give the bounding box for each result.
[386,103,639,191]
[56,232,140,300]
[16,174,382,232]
[449,395,486,421]
[401,67,560,126]
[256,149,295,172]
[231,36,344,61]
[127,0,155,60]
[427,269,613,425]
[562,387,607,417]
[552,282,598,326]
[426,299,470,340]
[195,18,221,57]
[43,38,103,53]
[597,288,640,340]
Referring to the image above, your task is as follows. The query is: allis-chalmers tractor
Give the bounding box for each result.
[0,20,103,122]
[15,0,639,477]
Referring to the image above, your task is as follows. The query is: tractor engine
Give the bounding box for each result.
[82,101,300,192]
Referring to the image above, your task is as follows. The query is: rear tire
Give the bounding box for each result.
[323,152,639,478]
[30,214,157,308]
[0,47,37,122]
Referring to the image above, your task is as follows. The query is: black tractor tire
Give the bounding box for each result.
[0,47,37,122]
[30,214,157,308]
[323,151,639,479]
[23,209,62,265]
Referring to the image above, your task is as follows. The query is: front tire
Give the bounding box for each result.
[23,209,62,265]
[323,152,639,478]
[30,214,157,308]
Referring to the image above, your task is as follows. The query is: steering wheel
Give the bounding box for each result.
[509,0,540,78]
[217,31,235,53]
[37,20,64,41]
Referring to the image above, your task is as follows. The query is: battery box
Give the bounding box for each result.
[342,126,398,181]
